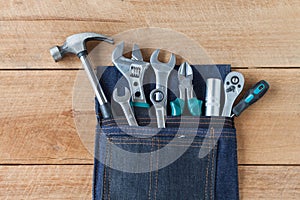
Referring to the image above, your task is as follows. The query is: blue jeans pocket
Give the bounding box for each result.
[93,117,239,200]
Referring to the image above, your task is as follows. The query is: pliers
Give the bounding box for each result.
[170,62,202,116]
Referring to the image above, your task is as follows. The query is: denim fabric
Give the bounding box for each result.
[93,65,239,200]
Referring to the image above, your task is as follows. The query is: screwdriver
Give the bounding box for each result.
[232,80,269,117]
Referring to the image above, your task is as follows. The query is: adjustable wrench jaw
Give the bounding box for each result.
[112,42,150,105]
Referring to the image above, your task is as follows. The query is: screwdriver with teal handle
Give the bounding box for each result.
[232,80,269,117]
[170,62,203,116]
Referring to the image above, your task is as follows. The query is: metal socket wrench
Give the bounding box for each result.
[205,78,221,116]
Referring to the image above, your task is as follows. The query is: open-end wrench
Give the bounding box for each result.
[112,42,150,108]
[150,49,176,128]
[113,87,138,126]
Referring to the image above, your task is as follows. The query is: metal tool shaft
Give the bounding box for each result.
[49,32,114,119]
[205,78,221,116]
[79,54,112,119]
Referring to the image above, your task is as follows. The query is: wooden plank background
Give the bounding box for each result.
[0,0,299,199]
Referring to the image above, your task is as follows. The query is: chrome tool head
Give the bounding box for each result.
[113,87,131,103]
[112,41,149,73]
[112,42,150,105]
[178,62,194,100]
[178,61,193,78]
[150,88,167,128]
[222,71,245,117]
[113,87,138,126]
[50,32,114,61]
[150,49,176,72]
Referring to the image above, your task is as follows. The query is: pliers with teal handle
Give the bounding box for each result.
[170,62,202,116]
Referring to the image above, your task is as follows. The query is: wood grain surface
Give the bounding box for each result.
[0,165,299,199]
[0,0,299,69]
[0,0,299,199]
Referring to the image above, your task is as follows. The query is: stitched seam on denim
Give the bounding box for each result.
[233,136,240,199]
[103,118,232,123]
[109,138,223,146]
[210,128,215,200]
[104,133,236,140]
[101,129,235,135]
[102,127,234,133]
[105,120,232,124]
[102,133,236,137]
[93,157,98,200]
[148,137,154,200]
[204,146,211,200]
[110,116,232,120]
[102,122,233,127]
[109,143,218,148]
[108,139,112,200]
[93,136,100,199]
[104,134,235,139]
[102,137,109,200]
[102,131,235,137]
[110,137,228,141]
[109,141,227,145]
[154,137,159,200]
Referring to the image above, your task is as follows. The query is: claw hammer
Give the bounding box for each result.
[50,32,114,119]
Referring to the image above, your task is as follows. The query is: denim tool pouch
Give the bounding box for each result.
[93,65,239,200]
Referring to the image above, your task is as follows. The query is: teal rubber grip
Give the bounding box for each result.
[187,98,202,116]
[170,98,185,116]
[131,101,150,108]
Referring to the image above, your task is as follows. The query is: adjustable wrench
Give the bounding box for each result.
[113,87,138,126]
[112,42,150,108]
[150,49,176,128]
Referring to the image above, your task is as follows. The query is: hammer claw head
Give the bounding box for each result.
[50,32,114,61]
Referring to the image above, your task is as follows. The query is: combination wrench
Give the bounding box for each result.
[150,49,176,128]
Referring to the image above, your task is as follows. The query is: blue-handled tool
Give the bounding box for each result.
[232,80,269,117]
[170,62,202,116]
